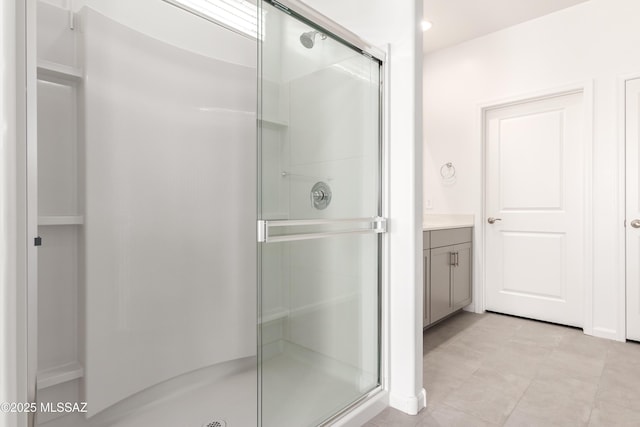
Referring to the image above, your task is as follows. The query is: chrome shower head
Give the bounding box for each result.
[300,31,317,49]
[300,31,326,49]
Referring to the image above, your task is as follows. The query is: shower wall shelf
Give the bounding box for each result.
[37,361,84,390]
[37,59,83,81]
[259,308,290,324]
[281,171,331,181]
[38,215,85,226]
[260,117,289,127]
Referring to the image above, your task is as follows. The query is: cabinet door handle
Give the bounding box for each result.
[450,252,456,266]
[455,251,459,266]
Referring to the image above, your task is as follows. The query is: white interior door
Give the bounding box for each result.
[626,78,640,341]
[485,91,585,328]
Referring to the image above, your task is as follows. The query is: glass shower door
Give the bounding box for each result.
[258,1,384,426]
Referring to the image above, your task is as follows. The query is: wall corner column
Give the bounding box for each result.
[387,0,426,416]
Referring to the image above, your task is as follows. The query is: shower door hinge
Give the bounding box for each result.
[257,220,267,243]
[34,236,42,247]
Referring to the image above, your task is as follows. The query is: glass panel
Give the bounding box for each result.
[258,2,382,426]
[34,1,258,425]
[81,1,258,420]
[259,2,381,222]
[260,234,380,427]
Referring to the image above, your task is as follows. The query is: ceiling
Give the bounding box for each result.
[423,0,589,53]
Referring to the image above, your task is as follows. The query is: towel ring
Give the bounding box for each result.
[440,162,456,179]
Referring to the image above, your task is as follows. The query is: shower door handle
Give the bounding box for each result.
[257,217,387,243]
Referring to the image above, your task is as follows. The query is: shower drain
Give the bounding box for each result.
[202,421,226,427]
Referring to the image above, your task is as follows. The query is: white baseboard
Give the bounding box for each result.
[591,326,625,342]
[388,387,427,415]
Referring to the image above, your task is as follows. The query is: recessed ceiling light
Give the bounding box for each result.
[421,20,433,32]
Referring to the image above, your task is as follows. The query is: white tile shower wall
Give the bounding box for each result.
[82,8,257,416]
[286,236,378,381]
[423,0,638,339]
[261,245,289,320]
[288,60,378,220]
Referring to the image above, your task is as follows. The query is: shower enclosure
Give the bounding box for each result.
[28,0,384,426]
[257,1,384,425]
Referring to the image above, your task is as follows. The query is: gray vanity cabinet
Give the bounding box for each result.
[452,242,472,310]
[424,227,473,327]
[430,246,455,323]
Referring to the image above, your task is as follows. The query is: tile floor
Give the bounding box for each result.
[365,311,640,426]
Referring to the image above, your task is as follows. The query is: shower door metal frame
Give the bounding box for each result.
[257,1,388,425]
[264,0,386,62]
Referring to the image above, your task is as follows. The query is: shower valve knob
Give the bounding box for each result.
[311,182,332,210]
[313,190,326,201]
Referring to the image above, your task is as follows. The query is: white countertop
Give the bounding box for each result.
[423,214,474,231]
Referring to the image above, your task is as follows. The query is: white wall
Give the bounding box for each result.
[302,0,425,416]
[423,0,640,340]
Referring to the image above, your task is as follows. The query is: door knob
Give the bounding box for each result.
[487,217,502,224]
[631,219,640,229]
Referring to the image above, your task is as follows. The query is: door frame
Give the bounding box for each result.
[477,81,594,335]
[618,72,640,342]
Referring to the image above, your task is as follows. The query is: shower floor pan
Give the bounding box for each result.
[38,346,368,427]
